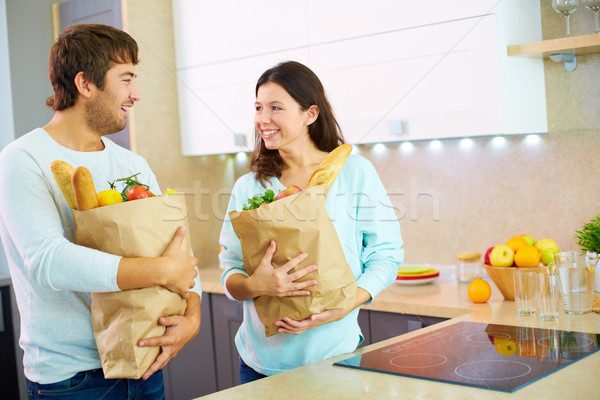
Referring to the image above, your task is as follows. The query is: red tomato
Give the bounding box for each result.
[125,185,152,201]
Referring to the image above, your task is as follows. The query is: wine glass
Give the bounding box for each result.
[552,0,580,37]
[582,0,600,33]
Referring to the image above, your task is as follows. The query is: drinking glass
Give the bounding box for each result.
[514,268,538,316]
[553,0,581,37]
[536,273,560,321]
[582,0,600,33]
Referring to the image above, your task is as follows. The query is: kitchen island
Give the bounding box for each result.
[195,266,600,400]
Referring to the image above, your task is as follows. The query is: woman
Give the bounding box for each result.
[219,61,403,383]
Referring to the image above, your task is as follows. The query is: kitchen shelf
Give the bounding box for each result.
[508,33,600,58]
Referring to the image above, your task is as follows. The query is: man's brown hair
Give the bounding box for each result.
[46,24,139,111]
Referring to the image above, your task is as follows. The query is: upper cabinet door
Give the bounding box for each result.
[173,0,309,68]
[309,15,504,145]
[172,0,545,155]
[305,0,498,43]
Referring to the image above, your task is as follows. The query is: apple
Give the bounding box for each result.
[484,246,494,265]
[490,244,515,267]
[540,248,556,266]
[535,238,559,254]
[494,337,517,356]
[520,234,535,246]
[275,185,303,201]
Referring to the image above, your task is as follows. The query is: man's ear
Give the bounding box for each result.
[73,71,94,99]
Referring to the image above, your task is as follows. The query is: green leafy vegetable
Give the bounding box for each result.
[575,215,600,253]
[243,189,276,210]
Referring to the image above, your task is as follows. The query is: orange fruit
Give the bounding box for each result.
[468,278,492,303]
[506,236,529,254]
[514,245,540,267]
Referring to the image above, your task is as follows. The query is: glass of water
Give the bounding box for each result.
[551,251,596,314]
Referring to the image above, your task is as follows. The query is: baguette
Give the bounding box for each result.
[50,160,77,209]
[307,144,352,188]
[72,166,99,211]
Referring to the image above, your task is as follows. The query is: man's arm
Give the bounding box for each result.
[117,227,198,299]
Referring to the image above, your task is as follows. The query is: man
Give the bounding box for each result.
[0,24,201,399]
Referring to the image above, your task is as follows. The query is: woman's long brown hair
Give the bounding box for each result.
[250,61,345,187]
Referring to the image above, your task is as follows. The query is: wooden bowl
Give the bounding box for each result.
[482,264,516,301]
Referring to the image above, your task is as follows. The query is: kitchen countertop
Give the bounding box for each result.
[195,266,600,400]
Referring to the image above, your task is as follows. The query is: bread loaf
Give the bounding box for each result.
[72,166,98,211]
[50,160,77,209]
[307,144,352,188]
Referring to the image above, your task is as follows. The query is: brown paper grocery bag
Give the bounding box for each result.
[73,194,190,379]
[229,185,357,337]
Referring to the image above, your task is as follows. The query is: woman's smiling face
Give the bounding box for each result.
[254,81,312,151]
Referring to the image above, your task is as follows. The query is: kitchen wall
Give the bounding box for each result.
[4,1,598,271]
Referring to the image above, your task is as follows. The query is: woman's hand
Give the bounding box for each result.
[247,240,318,298]
[274,288,372,335]
[274,309,349,335]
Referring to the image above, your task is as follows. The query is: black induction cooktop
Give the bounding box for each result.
[334,321,599,392]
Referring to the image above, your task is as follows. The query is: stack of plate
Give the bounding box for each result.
[395,265,440,285]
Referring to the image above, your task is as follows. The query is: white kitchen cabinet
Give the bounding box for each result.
[172,0,545,155]
[176,48,311,155]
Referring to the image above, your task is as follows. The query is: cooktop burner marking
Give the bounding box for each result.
[383,331,449,354]
[455,360,531,381]
[537,335,594,350]
[390,353,448,369]
[450,331,510,346]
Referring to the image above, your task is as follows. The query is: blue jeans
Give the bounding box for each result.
[27,369,164,399]
[239,356,267,384]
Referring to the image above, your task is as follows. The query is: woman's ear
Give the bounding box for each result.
[73,71,93,99]
[305,105,320,126]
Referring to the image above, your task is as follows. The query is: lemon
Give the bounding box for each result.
[97,189,124,207]
[163,188,178,195]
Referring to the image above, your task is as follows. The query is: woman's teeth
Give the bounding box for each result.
[263,130,278,136]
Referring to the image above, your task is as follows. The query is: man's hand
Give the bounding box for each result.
[160,226,199,299]
[138,292,201,380]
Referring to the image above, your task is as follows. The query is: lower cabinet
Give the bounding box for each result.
[210,292,243,391]
[0,285,20,400]
[164,293,448,399]
[163,294,217,399]
[367,310,447,344]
